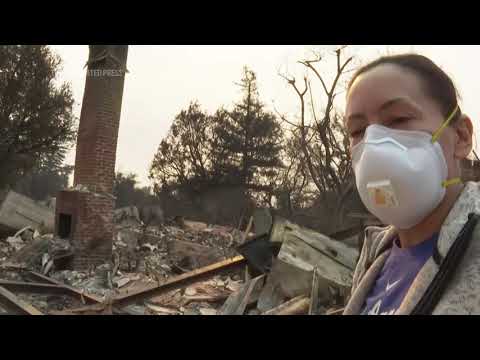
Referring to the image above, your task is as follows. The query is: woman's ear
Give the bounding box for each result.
[454,114,474,159]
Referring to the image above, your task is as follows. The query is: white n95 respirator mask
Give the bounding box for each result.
[351,107,461,230]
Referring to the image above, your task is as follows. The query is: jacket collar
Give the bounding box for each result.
[397,182,480,314]
[344,182,480,315]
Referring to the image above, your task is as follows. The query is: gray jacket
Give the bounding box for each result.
[344,181,480,315]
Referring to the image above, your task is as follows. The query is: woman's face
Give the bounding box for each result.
[345,63,471,178]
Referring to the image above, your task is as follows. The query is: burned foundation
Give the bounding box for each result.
[55,45,129,270]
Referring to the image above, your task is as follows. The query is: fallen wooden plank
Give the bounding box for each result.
[0,279,67,294]
[115,256,246,307]
[263,295,310,315]
[276,234,353,299]
[0,285,43,315]
[219,274,265,315]
[26,271,103,304]
[53,256,246,314]
[234,274,265,315]
[220,284,249,315]
[270,216,358,270]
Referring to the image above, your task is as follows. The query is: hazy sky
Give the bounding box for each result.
[49,45,480,187]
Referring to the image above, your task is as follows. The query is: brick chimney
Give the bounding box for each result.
[55,45,128,270]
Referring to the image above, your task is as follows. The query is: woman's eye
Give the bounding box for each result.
[391,116,411,126]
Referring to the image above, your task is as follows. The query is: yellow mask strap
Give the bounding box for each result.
[431,105,460,143]
[432,105,463,188]
[442,177,462,188]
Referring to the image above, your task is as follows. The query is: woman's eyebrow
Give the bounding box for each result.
[378,97,420,113]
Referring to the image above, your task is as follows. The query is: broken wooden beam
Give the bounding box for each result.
[0,279,68,294]
[114,256,246,307]
[48,256,246,314]
[263,295,310,315]
[0,285,43,315]
[26,270,103,304]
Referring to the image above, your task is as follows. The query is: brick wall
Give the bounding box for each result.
[56,190,114,270]
[70,192,114,269]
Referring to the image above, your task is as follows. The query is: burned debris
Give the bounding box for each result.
[0,192,361,315]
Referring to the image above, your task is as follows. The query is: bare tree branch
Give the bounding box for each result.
[298,59,329,97]
[273,104,315,132]
[278,46,356,230]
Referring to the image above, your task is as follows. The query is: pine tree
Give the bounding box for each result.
[212,67,284,194]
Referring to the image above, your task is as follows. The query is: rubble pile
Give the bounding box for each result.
[0,266,85,314]
[0,192,361,315]
[0,199,248,314]
[218,214,359,315]
[112,208,245,278]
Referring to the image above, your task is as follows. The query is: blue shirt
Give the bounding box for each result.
[361,233,438,315]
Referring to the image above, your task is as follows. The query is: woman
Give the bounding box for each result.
[342,53,480,315]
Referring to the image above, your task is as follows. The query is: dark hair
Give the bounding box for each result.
[348,54,461,123]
